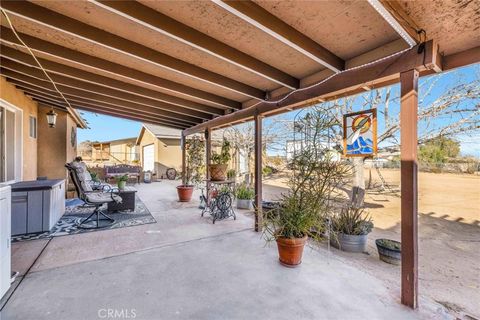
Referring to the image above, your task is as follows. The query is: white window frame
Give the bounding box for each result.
[0,99,23,184]
[29,115,37,139]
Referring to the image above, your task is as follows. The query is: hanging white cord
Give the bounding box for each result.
[249,44,415,109]
[1,8,75,113]
[1,6,416,116]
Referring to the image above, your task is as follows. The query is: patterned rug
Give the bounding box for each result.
[12,196,156,242]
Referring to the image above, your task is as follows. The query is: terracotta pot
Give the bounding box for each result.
[276,235,308,267]
[209,164,228,181]
[176,185,194,202]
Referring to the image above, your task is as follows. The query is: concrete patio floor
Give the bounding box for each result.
[1,181,450,320]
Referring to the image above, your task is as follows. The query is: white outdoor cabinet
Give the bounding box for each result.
[0,184,12,299]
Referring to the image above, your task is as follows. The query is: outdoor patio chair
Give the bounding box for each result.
[71,159,112,191]
[66,162,122,229]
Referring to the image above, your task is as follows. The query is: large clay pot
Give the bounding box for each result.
[209,164,228,181]
[276,235,308,267]
[177,185,194,202]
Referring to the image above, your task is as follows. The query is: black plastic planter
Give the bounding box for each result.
[375,239,401,265]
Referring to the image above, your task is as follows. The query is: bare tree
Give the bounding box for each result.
[311,66,480,205]
[319,67,480,151]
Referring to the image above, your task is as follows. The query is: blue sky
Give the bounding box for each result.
[78,113,142,143]
[78,64,479,156]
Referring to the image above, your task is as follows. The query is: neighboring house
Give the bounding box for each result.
[0,76,87,185]
[136,124,182,178]
[286,139,341,162]
[88,138,139,165]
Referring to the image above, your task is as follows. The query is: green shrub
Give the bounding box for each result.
[331,206,373,236]
[227,169,236,179]
[262,166,273,176]
[117,174,129,182]
[236,184,255,200]
[211,138,231,165]
[419,136,460,164]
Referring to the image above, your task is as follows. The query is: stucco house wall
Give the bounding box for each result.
[37,105,68,180]
[1,76,83,188]
[0,76,38,180]
[156,138,182,174]
[37,104,79,183]
[136,125,182,178]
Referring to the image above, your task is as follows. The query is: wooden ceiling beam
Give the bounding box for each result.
[21,88,189,129]
[0,45,225,116]
[9,80,195,129]
[367,0,420,46]
[443,46,480,71]
[93,0,299,90]
[0,68,201,126]
[0,57,213,121]
[0,27,239,110]
[32,95,187,129]
[212,0,344,72]
[184,40,441,135]
[0,1,265,99]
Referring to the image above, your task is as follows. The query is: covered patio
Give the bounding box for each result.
[0,0,479,318]
[3,182,447,320]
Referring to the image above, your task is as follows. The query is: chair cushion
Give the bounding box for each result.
[85,192,122,204]
[71,161,93,192]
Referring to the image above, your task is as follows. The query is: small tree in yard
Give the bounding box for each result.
[419,136,461,164]
[263,111,352,243]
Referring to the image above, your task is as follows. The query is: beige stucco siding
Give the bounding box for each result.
[137,129,182,177]
[37,105,68,180]
[0,76,38,180]
[157,138,182,174]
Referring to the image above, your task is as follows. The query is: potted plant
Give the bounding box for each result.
[117,174,129,190]
[330,206,373,253]
[177,136,205,202]
[209,138,231,181]
[226,169,236,181]
[263,112,352,267]
[376,239,401,265]
[235,183,254,209]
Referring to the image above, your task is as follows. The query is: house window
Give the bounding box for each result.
[29,116,37,139]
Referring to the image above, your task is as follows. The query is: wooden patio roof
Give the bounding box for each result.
[0,0,478,131]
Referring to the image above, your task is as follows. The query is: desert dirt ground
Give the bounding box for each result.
[262,169,480,318]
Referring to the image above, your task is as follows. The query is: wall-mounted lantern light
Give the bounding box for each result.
[46,108,57,128]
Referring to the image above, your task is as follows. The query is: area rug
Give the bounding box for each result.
[12,196,156,242]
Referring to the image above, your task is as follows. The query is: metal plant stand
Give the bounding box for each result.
[201,180,236,224]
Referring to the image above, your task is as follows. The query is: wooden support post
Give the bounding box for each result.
[205,128,212,180]
[400,69,419,309]
[181,133,186,185]
[254,113,263,232]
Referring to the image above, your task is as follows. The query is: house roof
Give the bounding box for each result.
[136,123,181,145]
[93,137,137,146]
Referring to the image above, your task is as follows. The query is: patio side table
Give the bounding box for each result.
[108,186,137,212]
